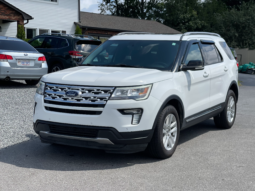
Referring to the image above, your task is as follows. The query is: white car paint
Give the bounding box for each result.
[34,33,238,134]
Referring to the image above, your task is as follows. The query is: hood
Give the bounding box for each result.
[41,66,173,86]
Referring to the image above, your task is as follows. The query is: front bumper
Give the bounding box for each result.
[34,120,153,153]
[33,93,162,153]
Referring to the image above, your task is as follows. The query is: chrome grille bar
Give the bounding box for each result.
[44,83,114,108]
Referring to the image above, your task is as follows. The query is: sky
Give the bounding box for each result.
[80,0,102,13]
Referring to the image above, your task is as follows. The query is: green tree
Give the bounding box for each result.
[214,2,255,49]
[17,25,25,40]
[163,0,207,32]
[75,25,82,35]
[99,0,165,21]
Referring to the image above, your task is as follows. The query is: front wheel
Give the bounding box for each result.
[214,90,237,129]
[49,64,63,73]
[146,105,180,159]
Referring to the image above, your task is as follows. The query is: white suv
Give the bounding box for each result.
[33,32,239,159]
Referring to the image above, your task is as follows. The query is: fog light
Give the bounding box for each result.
[118,109,143,125]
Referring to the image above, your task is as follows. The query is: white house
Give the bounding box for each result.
[0,0,80,38]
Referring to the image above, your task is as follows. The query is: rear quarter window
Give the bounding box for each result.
[76,40,101,53]
[0,40,37,52]
[219,42,235,60]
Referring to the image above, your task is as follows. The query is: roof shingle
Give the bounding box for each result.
[77,12,181,34]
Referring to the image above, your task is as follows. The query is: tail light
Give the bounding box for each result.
[236,62,239,68]
[69,51,83,59]
[38,56,46,62]
[0,54,13,62]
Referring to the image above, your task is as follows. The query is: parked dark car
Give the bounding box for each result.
[28,33,101,73]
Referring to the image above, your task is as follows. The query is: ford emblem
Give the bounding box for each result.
[65,90,81,98]
[24,53,28,56]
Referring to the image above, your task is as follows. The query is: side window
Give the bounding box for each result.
[29,37,45,48]
[43,37,59,49]
[201,43,221,65]
[58,39,68,48]
[184,43,203,65]
[219,42,235,60]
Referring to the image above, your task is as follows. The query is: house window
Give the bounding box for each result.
[51,30,60,34]
[26,28,36,39]
[39,29,48,35]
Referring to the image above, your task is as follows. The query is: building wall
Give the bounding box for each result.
[235,48,255,65]
[1,0,79,38]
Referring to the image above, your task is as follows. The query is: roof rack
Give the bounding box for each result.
[117,32,155,35]
[183,32,221,37]
[71,34,95,40]
[41,33,73,37]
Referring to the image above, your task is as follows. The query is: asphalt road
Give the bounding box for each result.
[0,73,255,191]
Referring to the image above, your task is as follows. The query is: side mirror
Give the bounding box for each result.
[180,60,204,71]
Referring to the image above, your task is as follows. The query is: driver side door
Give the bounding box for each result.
[181,41,211,119]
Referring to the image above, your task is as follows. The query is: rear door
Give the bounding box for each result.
[0,39,43,69]
[200,40,226,107]
[181,41,211,117]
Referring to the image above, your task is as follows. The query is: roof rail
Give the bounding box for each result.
[41,33,73,37]
[117,32,154,35]
[71,34,95,40]
[183,32,221,37]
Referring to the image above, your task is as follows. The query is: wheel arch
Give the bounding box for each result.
[153,95,185,130]
[228,81,239,102]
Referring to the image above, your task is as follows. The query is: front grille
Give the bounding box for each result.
[44,83,114,108]
[45,107,102,115]
[49,124,98,138]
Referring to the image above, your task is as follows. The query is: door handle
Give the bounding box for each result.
[203,71,209,77]
[224,66,228,72]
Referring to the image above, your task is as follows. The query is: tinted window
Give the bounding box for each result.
[58,38,68,48]
[219,42,235,60]
[81,40,180,70]
[184,43,203,65]
[201,44,221,65]
[44,37,59,48]
[0,40,37,52]
[76,43,98,53]
[30,37,45,48]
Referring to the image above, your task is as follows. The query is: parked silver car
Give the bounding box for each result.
[0,36,48,85]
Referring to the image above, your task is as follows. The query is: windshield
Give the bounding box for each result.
[81,40,180,70]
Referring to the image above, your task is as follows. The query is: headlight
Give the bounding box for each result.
[110,84,152,100]
[36,81,45,95]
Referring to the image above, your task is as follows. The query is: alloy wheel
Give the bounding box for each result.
[162,114,178,150]
[227,96,235,123]
[52,66,61,72]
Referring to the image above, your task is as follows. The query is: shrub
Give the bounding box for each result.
[75,25,82,35]
[17,25,25,40]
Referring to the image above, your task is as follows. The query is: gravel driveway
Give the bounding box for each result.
[0,73,255,191]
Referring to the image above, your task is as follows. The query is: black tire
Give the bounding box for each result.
[146,105,180,159]
[214,90,237,129]
[49,63,63,73]
[25,79,40,85]
[247,69,254,75]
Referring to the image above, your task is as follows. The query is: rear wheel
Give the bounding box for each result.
[214,90,236,129]
[25,79,40,85]
[49,64,63,73]
[146,105,180,159]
